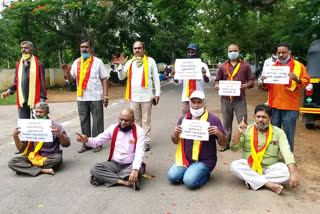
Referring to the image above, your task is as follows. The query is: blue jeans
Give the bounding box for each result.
[271,109,298,152]
[167,162,211,189]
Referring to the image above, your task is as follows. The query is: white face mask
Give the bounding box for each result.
[190,106,205,117]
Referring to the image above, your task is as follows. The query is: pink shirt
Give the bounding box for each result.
[86,124,145,170]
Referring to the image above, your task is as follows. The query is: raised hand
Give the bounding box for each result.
[119,52,128,65]
[238,117,247,134]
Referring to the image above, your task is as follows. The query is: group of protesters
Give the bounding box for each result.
[1,39,309,194]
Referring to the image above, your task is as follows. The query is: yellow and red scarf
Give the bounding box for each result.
[247,124,272,174]
[16,56,41,109]
[21,141,47,166]
[226,59,242,102]
[108,124,146,173]
[76,55,94,97]
[175,110,209,167]
[186,80,197,98]
[267,57,301,107]
[125,55,149,100]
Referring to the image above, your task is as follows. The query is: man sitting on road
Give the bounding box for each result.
[76,108,145,190]
[8,102,71,176]
[167,91,228,189]
[230,104,299,194]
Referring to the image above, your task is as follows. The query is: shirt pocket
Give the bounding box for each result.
[265,142,279,157]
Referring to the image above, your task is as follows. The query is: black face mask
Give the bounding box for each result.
[187,54,198,58]
[118,124,132,132]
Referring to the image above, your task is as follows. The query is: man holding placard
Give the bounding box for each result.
[215,44,254,152]
[261,42,310,152]
[167,91,227,189]
[171,44,211,114]
[8,102,70,176]
[230,104,299,194]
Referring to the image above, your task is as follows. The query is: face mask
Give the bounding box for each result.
[135,57,143,68]
[187,54,198,58]
[228,51,239,60]
[254,122,269,131]
[22,54,31,61]
[190,106,205,117]
[118,124,132,132]
[81,52,91,59]
[35,115,48,120]
[278,55,290,64]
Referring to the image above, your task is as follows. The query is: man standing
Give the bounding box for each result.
[171,44,212,115]
[76,108,145,190]
[117,41,161,152]
[8,102,70,176]
[230,104,299,194]
[65,39,109,153]
[167,91,227,189]
[1,41,46,119]
[215,44,254,152]
[261,42,310,152]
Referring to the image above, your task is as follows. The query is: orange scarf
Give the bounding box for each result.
[175,110,209,167]
[76,55,94,97]
[247,124,272,174]
[226,59,242,102]
[125,55,149,100]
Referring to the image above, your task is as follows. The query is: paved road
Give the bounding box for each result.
[0,82,319,214]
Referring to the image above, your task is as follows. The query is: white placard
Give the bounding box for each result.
[262,66,290,84]
[218,80,241,96]
[174,58,203,80]
[18,119,53,142]
[180,119,210,141]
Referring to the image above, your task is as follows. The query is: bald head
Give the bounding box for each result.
[119,108,135,129]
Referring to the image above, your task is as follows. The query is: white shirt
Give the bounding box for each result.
[86,124,145,170]
[70,56,109,101]
[175,62,212,101]
[117,56,161,102]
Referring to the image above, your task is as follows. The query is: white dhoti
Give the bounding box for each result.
[230,159,289,190]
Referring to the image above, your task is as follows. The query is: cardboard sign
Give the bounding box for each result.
[174,58,203,80]
[218,80,241,96]
[18,119,53,142]
[262,66,290,84]
[180,119,209,141]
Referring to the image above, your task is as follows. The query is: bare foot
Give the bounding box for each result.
[41,168,55,175]
[245,181,250,189]
[264,182,283,194]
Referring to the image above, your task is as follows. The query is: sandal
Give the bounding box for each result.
[128,181,140,191]
[218,145,230,152]
[78,146,92,153]
[93,146,103,153]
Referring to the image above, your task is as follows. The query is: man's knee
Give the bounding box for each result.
[183,173,207,189]
[8,157,20,170]
[167,167,183,184]
[230,160,244,174]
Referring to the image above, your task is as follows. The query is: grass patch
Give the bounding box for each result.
[0,90,16,105]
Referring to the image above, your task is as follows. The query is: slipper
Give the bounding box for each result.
[78,146,92,153]
[93,146,102,153]
[128,181,140,191]
[218,145,230,152]
[90,176,102,186]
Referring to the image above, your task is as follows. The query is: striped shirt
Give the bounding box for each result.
[70,56,109,101]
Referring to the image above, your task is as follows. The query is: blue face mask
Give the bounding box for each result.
[187,54,198,58]
[228,51,239,60]
[81,52,91,59]
[254,122,269,131]
[278,55,290,64]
